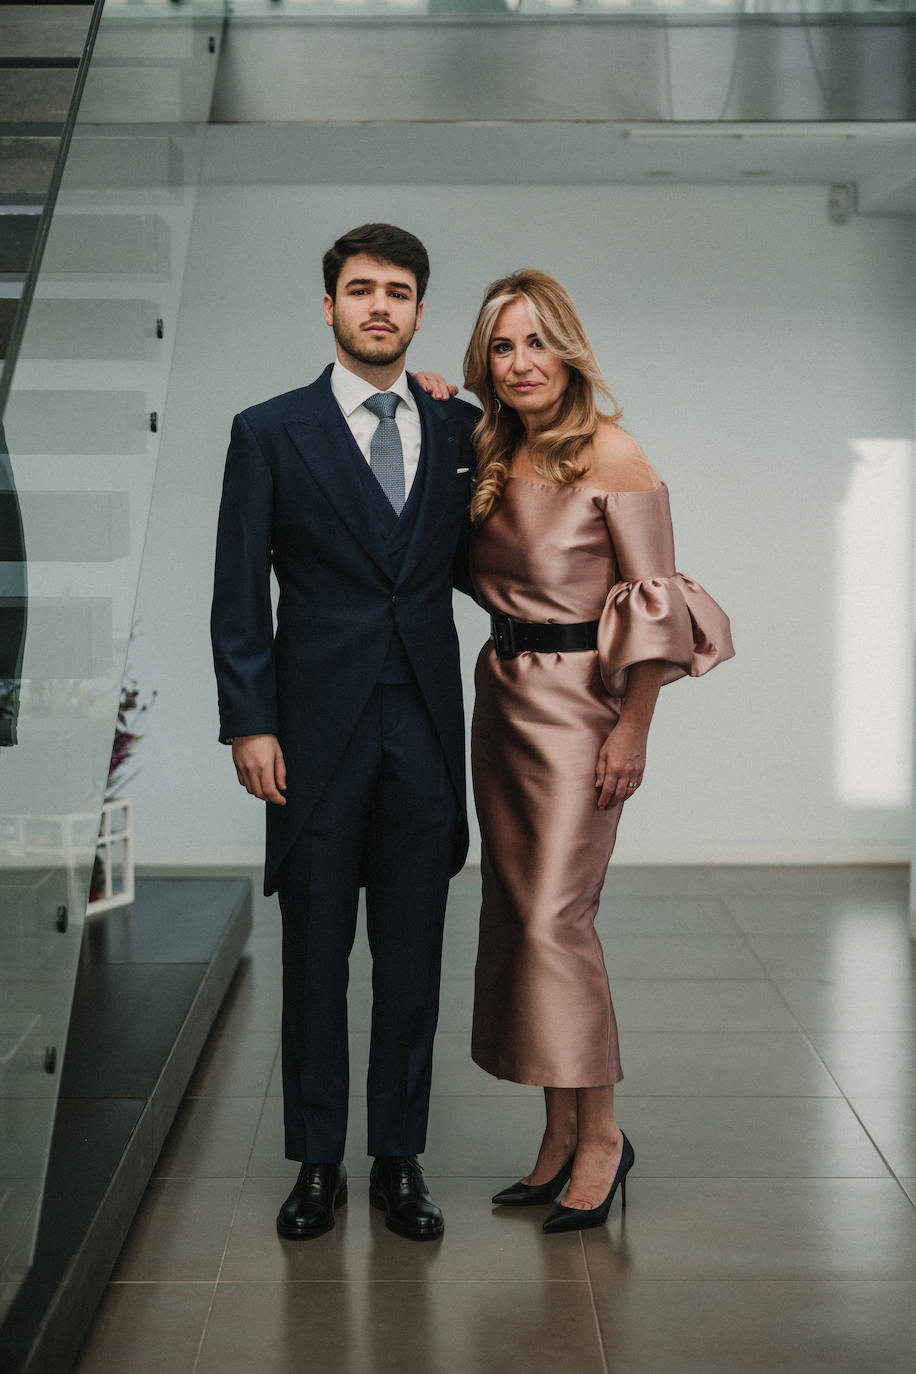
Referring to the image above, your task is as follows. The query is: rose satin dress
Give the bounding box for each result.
[470,478,734,1087]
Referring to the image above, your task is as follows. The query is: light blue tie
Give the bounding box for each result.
[363,391,405,515]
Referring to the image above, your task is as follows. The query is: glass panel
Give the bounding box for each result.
[0,1,220,1325]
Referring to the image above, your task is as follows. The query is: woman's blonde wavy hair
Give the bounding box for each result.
[463,269,621,524]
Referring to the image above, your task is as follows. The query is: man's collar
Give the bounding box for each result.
[330,360,411,417]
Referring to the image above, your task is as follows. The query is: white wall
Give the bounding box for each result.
[128,157,916,868]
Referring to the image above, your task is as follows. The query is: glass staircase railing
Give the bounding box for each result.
[0,0,223,1329]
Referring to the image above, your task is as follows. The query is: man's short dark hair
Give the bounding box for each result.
[322,224,430,303]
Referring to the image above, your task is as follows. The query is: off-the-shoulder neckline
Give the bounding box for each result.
[507,476,667,498]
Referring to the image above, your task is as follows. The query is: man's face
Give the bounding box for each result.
[323,253,423,371]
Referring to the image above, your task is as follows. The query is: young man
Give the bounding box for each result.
[211,224,477,1241]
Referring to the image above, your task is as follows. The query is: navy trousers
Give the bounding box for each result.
[277,678,458,1163]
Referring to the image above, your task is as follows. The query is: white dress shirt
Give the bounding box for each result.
[330,361,422,501]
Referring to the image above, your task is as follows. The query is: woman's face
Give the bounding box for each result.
[488,297,569,428]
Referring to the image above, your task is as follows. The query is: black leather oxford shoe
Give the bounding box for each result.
[369,1156,444,1240]
[277,1162,347,1240]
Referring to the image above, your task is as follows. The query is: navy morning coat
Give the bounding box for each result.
[211,364,479,895]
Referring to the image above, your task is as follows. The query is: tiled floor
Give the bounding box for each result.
[73,866,916,1373]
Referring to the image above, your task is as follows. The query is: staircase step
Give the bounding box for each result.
[0,5,93,62]
[65,134,185,195]
[0,136,59,201]
[8,492,131,562]
[0,69,78,125]
[0,213,41,276]
[17,298,164,363]
[42,213,171,278]
[0,298,18,359]
[3,389,150,454]
[0,596,112,679]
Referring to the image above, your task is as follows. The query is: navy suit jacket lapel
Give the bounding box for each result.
[283,366,392,578]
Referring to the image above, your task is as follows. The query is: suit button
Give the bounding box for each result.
[391,593,400,606]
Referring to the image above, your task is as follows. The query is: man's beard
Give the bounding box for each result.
[332,310,413,369]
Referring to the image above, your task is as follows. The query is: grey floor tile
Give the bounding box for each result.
[186,1031,279,1097]
[848,1097,916,1177]
[440,927,481,981]
[72,1281,215,1374]
[198,1280,604,1374]
[430,1032,539,1096]
[774,978,916,1034]
[722,893,908,935]
[267,1043,285,1099]
[607,866,720,897]
[221,1176,586,1283]
[619,1032,840,1097]
[603,933,765,980]
[249,897,282,939]
[75,863,916,1373]
[582,1178,916,1280]
[744,930,916,983]
[249,1094,551,1181]
[807,1032,916,1097]
[112,1177,241,1282]
[596,894,736,935]
[612,1096,888,1177]
[346,980,376,1033]
[212,953,282,1036]
[154,1095,265,1178]
[442,872,485,930]
[241,933,282,967]
[246,1097,301,1180]
[423,1095,549,1177]
[610,979,800,1033]
[249,1096,378,1179]
[265,1032,536,1100]
[592,1279,916,1374]
[706,866,908,898]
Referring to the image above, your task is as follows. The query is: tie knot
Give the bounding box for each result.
[364,391,401,421]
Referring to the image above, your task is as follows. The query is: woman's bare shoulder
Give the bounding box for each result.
[580,421,664,494]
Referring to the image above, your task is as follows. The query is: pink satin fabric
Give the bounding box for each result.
[469,478,733,1087]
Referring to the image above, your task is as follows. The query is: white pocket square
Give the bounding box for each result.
[456,467,470,474]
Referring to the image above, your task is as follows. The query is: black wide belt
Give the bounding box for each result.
[490,612,599,660]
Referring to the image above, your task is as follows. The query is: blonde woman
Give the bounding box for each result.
[464,270,733,1233]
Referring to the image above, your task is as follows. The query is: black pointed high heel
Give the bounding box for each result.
[542,1132,634,1233]
[491,1153,575,1207]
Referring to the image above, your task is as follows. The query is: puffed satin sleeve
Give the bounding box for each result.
[597,485,734,697]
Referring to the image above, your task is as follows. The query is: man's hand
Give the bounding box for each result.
[232,733,287,805]
[410,370,459,401]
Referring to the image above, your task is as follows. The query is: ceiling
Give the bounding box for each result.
[202,122,916,214]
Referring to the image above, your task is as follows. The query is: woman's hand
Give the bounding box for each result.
[595,659,666,808]
[410,370,459,401]
[595,723,646,810]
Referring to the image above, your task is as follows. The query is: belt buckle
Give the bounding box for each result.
[491,613,517,660]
